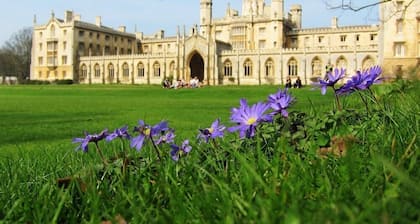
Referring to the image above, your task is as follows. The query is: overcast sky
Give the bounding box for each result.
[0,0,379,45]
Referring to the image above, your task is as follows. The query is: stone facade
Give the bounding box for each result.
[380,0,420,78]
[30,0,419,85]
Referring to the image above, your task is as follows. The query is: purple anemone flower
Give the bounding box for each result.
[228,99,273,139]
[337,66,383,95]
[106,126,130,142]
[267,89,294,117]
[315,68,346,95]
[365,65,382,86]
[73,129,108,152]
[198,118,226,143]
[130,120,168,151]
[170,140,192,161]
[155,129,175,145]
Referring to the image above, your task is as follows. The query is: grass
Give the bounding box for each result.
[0,83,418,223]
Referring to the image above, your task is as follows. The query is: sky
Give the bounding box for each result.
[0,0,380,46]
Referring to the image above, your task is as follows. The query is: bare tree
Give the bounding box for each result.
[324,0,392,12]
[0,27,32,82]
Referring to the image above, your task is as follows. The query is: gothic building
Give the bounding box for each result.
[30,0,419,85]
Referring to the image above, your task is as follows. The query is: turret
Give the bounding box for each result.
[200,0,212,35]
[271,0,284,19]
[290,4,302,29]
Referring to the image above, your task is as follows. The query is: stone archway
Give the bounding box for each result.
[189,53,204,82]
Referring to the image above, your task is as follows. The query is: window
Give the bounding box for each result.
[137,63,145,77]
[47,41,57,51]
[244,59,252,77]
[265,59,274,76]
[394,43,405,57]
[63,41,67,50]
[336,56,347,69]
[61,56,67,65]
[39,43,43,51]
[89,32,93,38]
[288,58,298,76]
[396,19,403,33]
[47,56,57,65]
[356,35,360,42]
[362,56,375,70]
[340,35,347,42]
[97,33,100,40]
[169,61,175,76]
[108,64,115,79]
[153,62,161,77]
[105,35,110,41]
[291,38,298,48]
[258,40,266,49]
[273,41,277,47]
[311,57,322,76]
[224,60,232,77]
[80,64,87,79]
[94,64,101,78]
[79,31,84,37]
[318,36,324,43]
[39,32,43,38]
[259,27,266,33]
[38,57,43,65]
[63,30,67,36]
[370,34,376,41]
[122,63,129,78]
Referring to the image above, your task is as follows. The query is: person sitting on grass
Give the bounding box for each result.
[294,76,302,88]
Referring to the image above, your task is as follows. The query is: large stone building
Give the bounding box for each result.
[30,0,419,85]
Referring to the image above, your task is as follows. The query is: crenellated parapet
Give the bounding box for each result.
[287,25,379,35]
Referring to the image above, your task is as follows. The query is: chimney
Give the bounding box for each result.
[65,11,73,23]
[95,16,102,27]
[118,26,126,33]
[331,17,338,29]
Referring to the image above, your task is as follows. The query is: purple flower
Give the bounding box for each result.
[337,66,382,95]
[73,129,108,152]
[267,89,294,117]
[155,129,175,145]
[170,140,192,161]
[130,120,168,151]
[365,65,382,86]
[316,68,346,95]
[106,126,131,142]
[198,118,226,143]
[228,99,273,139]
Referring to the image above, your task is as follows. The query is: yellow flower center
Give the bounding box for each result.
[208,127,214,134]
[247,117,257,125]
[144,128,151,136]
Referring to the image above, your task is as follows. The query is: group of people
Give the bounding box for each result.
[162,76,201,89]
[285,76,302,89]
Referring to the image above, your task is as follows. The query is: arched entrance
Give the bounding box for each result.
[189,53,204,82]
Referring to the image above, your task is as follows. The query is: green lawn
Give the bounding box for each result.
[0,85,330,152]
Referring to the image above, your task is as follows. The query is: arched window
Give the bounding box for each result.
[153,62,160,77]
[108,64,114,79]
[311,57,322,76]
[244,59,252,77]
[80,64,87,79]
[137,62,145,77]
[362,56,375,70]
[122,63,129,78]
[169,61,176,76]
[336,56,347,70]
[288,58,298,76]
[265,58,274,76]
[224,60,233,77]
[94,64,101,78]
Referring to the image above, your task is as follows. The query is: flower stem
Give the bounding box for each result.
[149,137,162,161]
[357,91,369,115]
[94,142,108,167]
[333,88,342,111]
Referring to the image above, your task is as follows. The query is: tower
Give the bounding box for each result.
[271,0,284,19]
[290,4,302,29]
[200,0,212,35]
